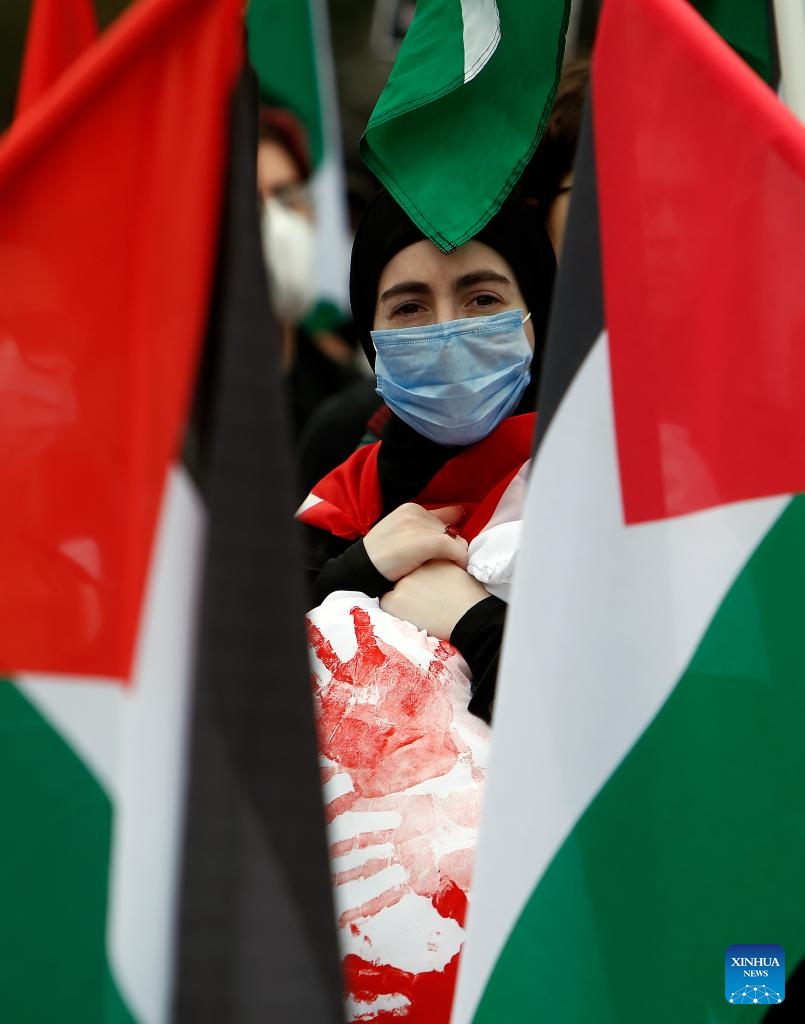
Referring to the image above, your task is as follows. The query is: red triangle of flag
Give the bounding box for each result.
[595,0,805,524]
[0,0,242,679]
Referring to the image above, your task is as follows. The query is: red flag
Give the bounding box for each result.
[0,0,243,678]
[15,0,99,117]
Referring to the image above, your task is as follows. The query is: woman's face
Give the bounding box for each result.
[373,239,536,350]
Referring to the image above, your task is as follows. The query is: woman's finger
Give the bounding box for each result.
[428,504,466,527]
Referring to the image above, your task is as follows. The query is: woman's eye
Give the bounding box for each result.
[392,300,427,317]
[468,292,502,310]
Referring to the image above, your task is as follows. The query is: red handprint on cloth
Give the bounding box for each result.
[307,596,490,1024]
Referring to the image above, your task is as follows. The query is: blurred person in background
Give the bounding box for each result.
[516,55,590,258]
[294,148,387,496]
[257,105,362,437]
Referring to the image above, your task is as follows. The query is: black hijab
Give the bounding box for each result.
[348,189,557,514]
[350,189,556,369]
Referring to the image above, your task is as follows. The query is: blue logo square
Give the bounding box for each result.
[725,944,785,1004]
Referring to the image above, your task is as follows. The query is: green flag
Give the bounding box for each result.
[362,0,570,252]
[246,0,323,165]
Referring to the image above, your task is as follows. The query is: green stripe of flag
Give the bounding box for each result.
[473,494,805,1023]
[246,0,324,165]
[246,0,352,314]
[0,680,138,1023]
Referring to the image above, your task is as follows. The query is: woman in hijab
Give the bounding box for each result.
[299,188,555,721]
[298,190,555,1023]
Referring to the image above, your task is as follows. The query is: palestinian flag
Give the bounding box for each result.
[15,0,98,116]
[362,0,570,251]
[247,0,351,314]
[0,1,341,1020]
[452,0,805,1021]
[172,64,344,1024]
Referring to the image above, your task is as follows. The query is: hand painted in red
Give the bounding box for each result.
[308,601,490,1023]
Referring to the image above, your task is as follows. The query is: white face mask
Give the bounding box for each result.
[260,198,316,324]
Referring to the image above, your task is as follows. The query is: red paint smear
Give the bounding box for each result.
[341,885,407,930]
[352,606,391,672]
[323,790,358,824]
[437,851,474,894]
[309,607,459,799]
[344,951,460,1024]
[329,830,396,861]
[431,881,468,928]
[312,603,482,894]
[433,641,456,664]
[308,620,352,683]
[334,856,394,887]
[309,602,490,1020]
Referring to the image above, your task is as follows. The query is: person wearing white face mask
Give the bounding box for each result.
[257,106,360,435]
[298,188,556,722]
[257,107,316,352]
[261,191,317,327]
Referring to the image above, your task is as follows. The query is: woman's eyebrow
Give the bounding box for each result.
[453,270,512,290]
[379,280,431,303]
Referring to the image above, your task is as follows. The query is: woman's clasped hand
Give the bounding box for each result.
[362,502,467,580]
[380,557,489,641]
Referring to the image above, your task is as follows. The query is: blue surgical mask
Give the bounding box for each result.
[371,308,533,446]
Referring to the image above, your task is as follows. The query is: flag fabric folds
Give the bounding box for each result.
[247,0,324,165]
[0,0,240,1017]
[362,0,570,252]
[0,0,239,680]
[452,0,805,1021]
[15,0,98,117]
[172,65,344,1024]
[0,0,343,1020]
